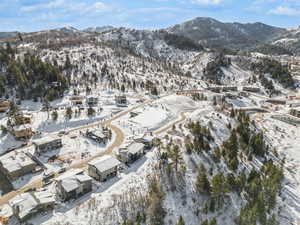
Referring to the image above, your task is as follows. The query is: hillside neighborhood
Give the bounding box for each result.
[0,14,299,225]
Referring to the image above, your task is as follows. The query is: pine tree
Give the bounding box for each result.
[65,107,73,120]
[177,216,185,225]
[195,171,211,194]
[168,145,183,171]
[51,110,58,121]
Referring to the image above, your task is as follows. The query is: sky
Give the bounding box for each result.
[0,0,300,32]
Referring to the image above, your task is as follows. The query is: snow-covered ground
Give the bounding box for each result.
[255,114,300,223]
[30,150,158,225]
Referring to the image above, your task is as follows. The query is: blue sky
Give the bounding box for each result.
[0,0,299,32]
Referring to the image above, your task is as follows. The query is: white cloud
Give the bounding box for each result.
[192,0,223,5]
[20,0,112,14]
[269,6,300,16]
[20,0,66,12]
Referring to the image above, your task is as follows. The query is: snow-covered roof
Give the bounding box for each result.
[9,193,38,220]
[86,95,99,99]
[76,174,92,183]
[33,136,61,146]
[34,191,55,205]
[56,168,92,193]
[0,149,36,173]
[89,155,121,173]
[55,168,83,181]
[9,190,55,219]
[127,143,145,155]
[89,129,106,139]
[61,178,79,193]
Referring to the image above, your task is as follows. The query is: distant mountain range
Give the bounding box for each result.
[0,32,19,39]
[1,17,300,55]
[167,17,285,49]
[83,26,115,33]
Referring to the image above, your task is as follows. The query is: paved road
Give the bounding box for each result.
[0,95,192,206]
[0,102,147,205]
[155,111,190,135]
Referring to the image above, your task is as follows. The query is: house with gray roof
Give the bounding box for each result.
[0,148,37,181]
[117,142,145,164]
[55,169,92,201]
[33,136,62,153]
[9,190,55,222]
[88,156,121,182]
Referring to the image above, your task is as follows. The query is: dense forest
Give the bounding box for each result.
[0,43,68,101]
[251,58,294,89]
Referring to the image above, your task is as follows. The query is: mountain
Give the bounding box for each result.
[167,17,285,50]
[53,26,80,34]
[1,17,300,55]
[96,27,203,60]
[272,26,300,54]
[0,32,19,40]
[84,26,115,33]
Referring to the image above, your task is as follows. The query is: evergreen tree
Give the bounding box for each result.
[195,171,211,194]
[177,216,185,225]
[168,145,183,171]
[65,107,73,120]
[51,110,58,121]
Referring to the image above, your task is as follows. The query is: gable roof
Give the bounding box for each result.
[89,155,121,173]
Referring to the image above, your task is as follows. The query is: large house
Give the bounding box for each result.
[88,156,121,182]
[85,127,111,144]
[266,99,286,105]
[134,135,155,150]
[55,169,92,201]
[86,95,99,106]
[70,96,84,106]
[117,142,145,164]
[0,148,37,181]
[9,190,55,222]
[33,136,62,153]
[290,107,300,118]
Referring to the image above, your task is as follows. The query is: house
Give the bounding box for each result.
[290,108,300,118]
[33,136,62,153]
[11,128,35,141]
[134,135,154,150]
[266,99,286,105]
[222,86,238,92]
[86,95,99,106]
[117,142,145,164]
[207,86,222,93]
[55,169,92,201]
[70,96,84,106]
[85,127,111,144]
[115,95,127,107]
[88,156,121,182]
[9,191,55,222]
[242,86,260,93]
[0,148,37,181]
[0,101,10,113]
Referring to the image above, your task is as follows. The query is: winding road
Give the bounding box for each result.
[0,95,193,206]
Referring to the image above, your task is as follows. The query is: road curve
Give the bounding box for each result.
[0,95,191,206]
